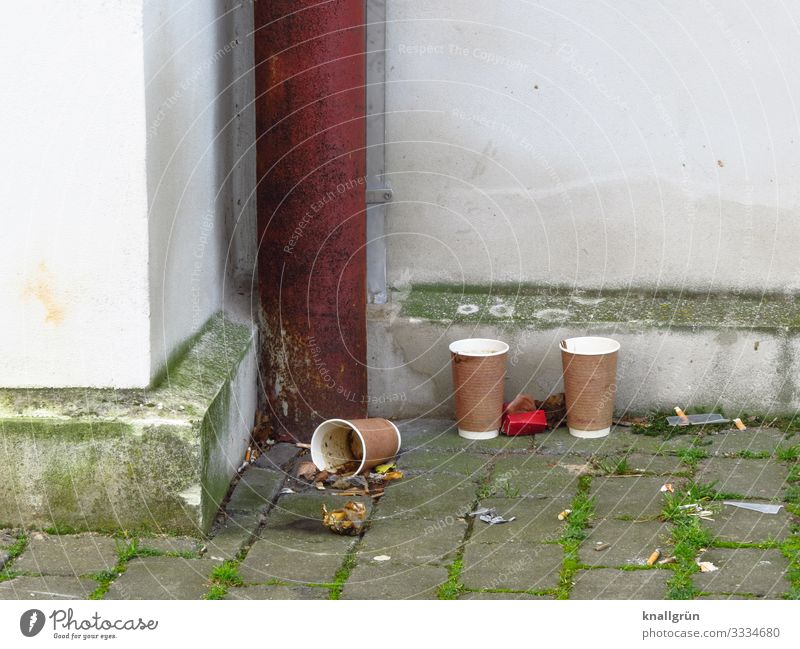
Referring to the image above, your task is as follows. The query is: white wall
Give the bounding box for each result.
[0,2,151,387]
[144,0,256,375]
[0,1,256,388]
[384,1,800,293]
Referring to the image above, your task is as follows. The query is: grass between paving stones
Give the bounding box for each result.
[328,546,359,600]
[555,475,594,600]
[0,532,28,582]
[782,535,800,599]
[204,560,244,600]
[665,514,712,600]
[438,462,496,599]
[746,415,800,435]
[776,445,800,462]
[734,450,772,459]
[787,465,800,506]
[87,537,199,600]
[592,455,634,476]
[676,447,708,470]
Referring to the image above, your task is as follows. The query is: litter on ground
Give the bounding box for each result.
[322,501,367,535]
[647,549,661,566]
[697,560,719,573]
[469,508,516,525]
[723,501,784,514]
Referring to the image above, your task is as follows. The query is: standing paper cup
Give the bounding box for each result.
[311,418,401,476]
[449,338,509,440]
[560,337,620,439]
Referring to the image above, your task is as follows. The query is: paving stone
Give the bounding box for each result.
[570,568,668,599]
[492,456,578,499]
[590,476,679,520]
[695,458,788,501]
[238,538,352,585]
[692,548,790,598]
[461,542,562,591]
[397,449,488,477]
[0,575,97,600]
[261,492,372,550]
[105,556,214,599]
[397,419,469,451]
[704,428,793,457]
[469,498,565,544]
[255,443,300,472]
[358,517,466,565]
[398,418,531,454]
[376,474,476,520]
[579,519,672,567]
[205,512,260,560]
[629,432,713,455]
[226,466,284,513]
[341,561,445,599]
[534,427,640,456]
[0,530,17,548]
[0,552,9,571]
[701,502,794,544]
[14,534,118,577]
[459,590,553,599]
[224,584,329,600]
[137,536,201,555]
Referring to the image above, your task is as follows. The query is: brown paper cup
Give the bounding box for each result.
[311,418,401,476]
[450,338,509,440]
[560,337,620,439]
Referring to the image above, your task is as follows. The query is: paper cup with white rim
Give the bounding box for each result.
[449,338,509,440]
[560,336,620,439]
[311,418,401,476]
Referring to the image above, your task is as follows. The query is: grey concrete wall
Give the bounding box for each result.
[382,1,800,293]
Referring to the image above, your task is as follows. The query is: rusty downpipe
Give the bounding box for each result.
[254,1,367,441]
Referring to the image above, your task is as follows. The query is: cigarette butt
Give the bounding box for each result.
[733,418,746,431]
[594,542,610,551]
[674,407,690,424]
[245,447,252,463]
[558,509,572,521]
[647,549,661,566]
[658,556,677,565]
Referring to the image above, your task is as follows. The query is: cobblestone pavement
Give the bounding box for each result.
[1,419,798,600]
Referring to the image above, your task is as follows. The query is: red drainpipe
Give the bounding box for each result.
[254,1,367,441]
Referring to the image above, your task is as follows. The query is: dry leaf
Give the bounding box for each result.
[297,461,318,481]
[382,470,404,481]
[660,483,674,493]
[697,561,718,573]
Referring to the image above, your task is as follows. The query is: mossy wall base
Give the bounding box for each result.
[367,286,800,420]
[0,312,257,536]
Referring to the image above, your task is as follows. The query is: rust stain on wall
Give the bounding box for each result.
[23,262,65,325]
